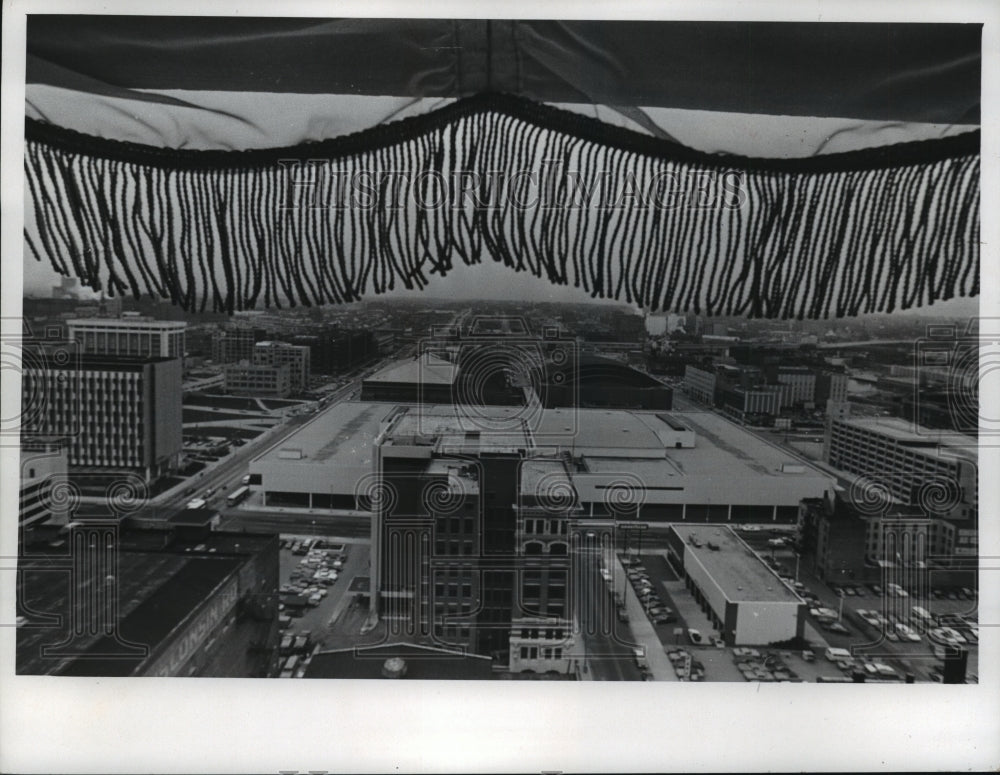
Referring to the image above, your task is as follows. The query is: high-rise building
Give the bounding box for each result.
[211,327,265,364]
[816,371,848,405]
[370,405,578,672]
[19,438,69,528]
[716,385,783,424]
[67,315,186,359]
[289,329,377,375]
[825,417,976,520]
[776,366,816,407]
[224,362,291,397]
[253,341,311,393]
[684,365,717,405]
[22,354,183,483]
[823,416,978,563]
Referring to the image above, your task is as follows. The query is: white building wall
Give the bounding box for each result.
[734,602,799,646]
[682,546,728,621]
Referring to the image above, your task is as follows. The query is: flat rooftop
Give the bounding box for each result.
[251,401,393,493]
[541,409,833,505]
[834,416,976,457]
[519,458,575,501]
[364,353,458,386]
[67,318,186,329]
[671,524,802,604]
[425,458,480,495]
[386,405,533,453]
[17,528,273,676]
[670,411,828,478]
[537,408,671,452]
[31,352,179,368]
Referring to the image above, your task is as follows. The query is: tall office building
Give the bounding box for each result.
[67,315,186,359]
[684,365,717,404]
[370,405,578,673]
[22,353,183,482]
[776,366,816,407]
[19,438,69,528]
[212,327,264,364]
[252,341,311,393]
[824,416,978,561]
[224,362,292,397]
[289,329,378,375]
[816,371,848,405]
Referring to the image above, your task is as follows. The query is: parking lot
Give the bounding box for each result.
[617,540,978,683]
[276,536,371,675]
[736,530,979,683]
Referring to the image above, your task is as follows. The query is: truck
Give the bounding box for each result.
[185,498,207,510]
[824,646,852,662]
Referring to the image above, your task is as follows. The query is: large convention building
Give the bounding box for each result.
[251,401,835,521]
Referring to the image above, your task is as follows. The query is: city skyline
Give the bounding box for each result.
[23,258,981,320]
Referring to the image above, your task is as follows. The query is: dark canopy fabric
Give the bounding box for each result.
[21,17,982,318]
[26,18,982,123]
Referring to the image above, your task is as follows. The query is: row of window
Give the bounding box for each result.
[522,518,569,535]
[517,627,565,640]
[518,646,564,661]
[436,517,477,534]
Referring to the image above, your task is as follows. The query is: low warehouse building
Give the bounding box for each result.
[666,524,806,646]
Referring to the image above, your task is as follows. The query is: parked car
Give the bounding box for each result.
[688,629,707,646]
[894,623,921,642]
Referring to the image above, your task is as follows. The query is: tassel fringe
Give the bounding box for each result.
[23,93,980,318]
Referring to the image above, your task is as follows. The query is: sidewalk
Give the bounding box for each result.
[612,554,678,681]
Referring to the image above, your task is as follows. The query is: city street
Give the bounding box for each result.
[133,366,375,523]
[573,537,643,681]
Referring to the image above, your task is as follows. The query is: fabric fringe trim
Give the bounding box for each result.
[24,93,980,318]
